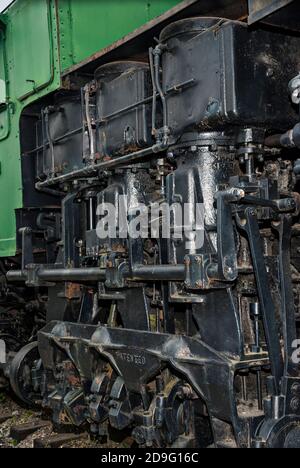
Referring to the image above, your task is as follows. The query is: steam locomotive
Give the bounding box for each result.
[1,0,300,448]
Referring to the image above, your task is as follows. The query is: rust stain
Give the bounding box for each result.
[65,282,81,300]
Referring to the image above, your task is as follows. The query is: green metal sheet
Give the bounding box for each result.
[0,0,184,257]
[0,28,7,105]
[59,0,181,71]
[0,0,60,257]
[10,0,54,100]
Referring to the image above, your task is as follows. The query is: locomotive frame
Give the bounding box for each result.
[0,0,300,449]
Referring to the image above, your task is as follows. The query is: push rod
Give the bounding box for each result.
[7,264,185,284]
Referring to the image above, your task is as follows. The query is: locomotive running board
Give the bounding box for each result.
[38,321,269,447]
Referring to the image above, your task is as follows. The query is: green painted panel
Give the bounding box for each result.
[9,0,54,100]
[0,30,7,105]
[0,0,183,257]
[0,23,10,140]
[0,0,60,257]
[59,0,181,71]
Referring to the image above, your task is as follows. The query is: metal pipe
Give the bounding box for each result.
[7,268,106,283]
[130,265,185,282]
[149,47,158,136]
[89,198,94,231]
[98,95,153,123]
[38,268,106,282]
[7,264,185,284]
[265,124,300,149]
[84,85,96,162]
[26,127,83,156]
[256,370,263,411]
[241,375,247,402]
[44,110,55,175]
[153,46,168,144]
[35,185,65,197]
[97,79,193,126]
[35,142,167,189]
[7,271,27,282]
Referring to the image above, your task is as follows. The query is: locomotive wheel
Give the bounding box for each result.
[257,416,300,448]
[9,342,42,407]
[164,380,195,447]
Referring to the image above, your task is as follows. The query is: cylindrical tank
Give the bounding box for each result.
[36,93,84,179]
[95,61,154,157]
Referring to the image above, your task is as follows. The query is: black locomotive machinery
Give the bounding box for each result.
[1,17,300,448]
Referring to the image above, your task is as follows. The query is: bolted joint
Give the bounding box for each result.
[184,254,216,290]
[215,187,245,203]
[289,73,300,105]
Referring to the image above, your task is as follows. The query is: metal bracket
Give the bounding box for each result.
[184,254,215,290]
[105,255,127,289]
[216,188,244,282]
